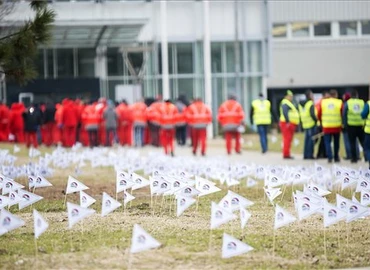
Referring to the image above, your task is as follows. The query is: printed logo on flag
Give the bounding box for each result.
[271,177,278,183]
[294,174,301,179]
[344,177,350,183]
[138,235,146,243]
[349,205,358,214]
[180,198,186,206]
[71,182,78,188]
[302,203,310,212]
[71,209,79,217]
[312,187,319,193]
[105,200,111,208]
[174,181,181,188]
[202,184,210,190]
[223,200,229,208]
[119,179,127,186]
[277,212,284,220]
[328,209,337,218]
[152,180,158,187]
[37,218,42,227]
[340,201,346,209]
[23,194,30,201]
[360,181,368,188]
[227,242,237,250]
[215,210,223,219]
[29,177,34,184]
[3,217,11,226]
[184,187,192,194]
[6,182,13,189]
[135,178,142,184]
[36,177,42,184]
[82,196,87,203]
[363,193,370,201]
[161,182,168,189]
[231,197,239,206]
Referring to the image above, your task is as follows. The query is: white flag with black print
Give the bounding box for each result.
[18,189,43,210]
[123,191,136,206]
[274,204,296,230]
[176,195,196,217]
[323,201,347,227]
[222,233,254,259]
[210,202,237,230]
[66,176,89,195]
[0,208,25,235]
[79,191,96,208]
[33,209,48,239]
[240,207,252,229]
[131,173,150,191]
[130,224,161,254]
[101,192,121,217]
[33,175,53,189]
[2,179,24,195]
[67,202,95,229]
[264,187,282,204]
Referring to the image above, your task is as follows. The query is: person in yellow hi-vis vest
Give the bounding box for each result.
[298,90,317,160]
[343,89,365,163]
[279,90,299,159]
[318,89,343,163]
[250,93,272,154]
[361,99,370,169]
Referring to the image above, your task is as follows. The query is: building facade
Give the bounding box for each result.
[2,0,271,135]
[268,1,370,113]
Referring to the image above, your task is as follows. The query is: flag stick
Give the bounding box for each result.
[34,238,38,262]
[272,229,276,257]
[323,227,327,260]
[150,195,153,210]
[63,194,67,207]
[169,195,173,215]
[129,190,134,208]
[195,197,200,212]
[127,252,133,270]
[346,223,349,248]
[280,184,287,202]
[337,226,340,249]
[208,230,213,255]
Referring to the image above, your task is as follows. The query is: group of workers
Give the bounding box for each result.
[1,89,370,168]
[278,88,370,169]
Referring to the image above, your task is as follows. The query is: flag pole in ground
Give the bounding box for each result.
[273,229,276,257]
[323,227,327,260]
[279,184,288,202]
[346,223,350,248]
[195,197,200,212]
[129,190,134,208]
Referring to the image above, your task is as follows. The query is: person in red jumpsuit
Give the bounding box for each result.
[9,102,25,143]
[0,101,10,142]
[159,100,179,156]
[116,100,132,146]
[61,99,78,147]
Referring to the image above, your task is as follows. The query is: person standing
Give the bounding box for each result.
[130,99,147,147]
[186,98,212,156]
[217,93,245,155]
[42,101,56,147]
[343,89,364,163]
[318,89,343,163]
[298,90,317,160]
[361,100,370,169]
[175,95,189,146]
[116,100,132,146]
[9,102,25,143]
[61,99,78,147]
[22,104,42,148]
[0,101,10,142]
[147,97,162,147]
[250,93,272,154]
[82,101,99,148]
[103,100,118,146]
[159,99,178,156]
[279,90,299,159]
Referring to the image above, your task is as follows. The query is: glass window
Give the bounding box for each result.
[107,48,123,76]
[226,42,235,73]
[272,23,287,38]
[362,20,370,35]
[314,22,331,36]
[227,78,236,96]
[36,49,44,78]
[46,49,54,78]
[211,43,222,73]
[340,21,357,36]
[158,44,173,74]
[57,49,74,77]
[127,52,144,75]
[247,41,262,73]
[177,78,194,99]
[176,43,193,74]
[292,22,309,37]
[78,48,95,77]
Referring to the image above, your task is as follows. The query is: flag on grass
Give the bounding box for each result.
[67,202,95,229]
[66,176,89,194]
[80,191,96,208]
[222,233,254,259]
[274,204,296,230]
[101,192,121,217]
[130,224,161,254]
[33,209,48,239]
[210,202,237,229]
[176,195,196,217]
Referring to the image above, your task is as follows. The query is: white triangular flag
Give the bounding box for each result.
[130,224,161,254]
[336,194,369,223]
[131,173,150,191]
[101,192,122,217]
[18,189,43,210]
[265,174,286,188]
[264,187,282,203]
[176,195,196,217]
[323,201,347,227]
[226,177,240,187]
[219,191,254,212]
[66,176,89,194]
[0,195,9,209]
[123,191,135,206]
[307,184,331,197]
[29,147,41,158]
[210,202,237,229]
[67,202,95,229]
[222,233,254,259]
[28,176,35,189]
[2,179,24,195]
[79,191,96,208]
[33,209,48,239]
[274,204,296,230]
[175,185,201,197]
[8,191,22,207]
[360,190,370,206]
[150,177,171,195]
[116,171,135,193]
[356,178,370,192]
[13,145,20,154]
[296,198,321,221]
[0,208,25,235]
[198,183,221,197]
[33,175,53,189]
[240,207,251,229]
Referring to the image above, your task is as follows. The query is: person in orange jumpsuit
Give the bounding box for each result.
[217,94,245,155]
[147,98,163,147]
[159,99,179,156]
[0,101,10,142]
[54,103,64,145]
[116,100,132,146]
[9,102,25,143]
[95,98,107,146]
[186,98,212,156]
[61,99,78,147]
[41,102,56,147]
[130,100,147,147]
[82,102,100,148]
